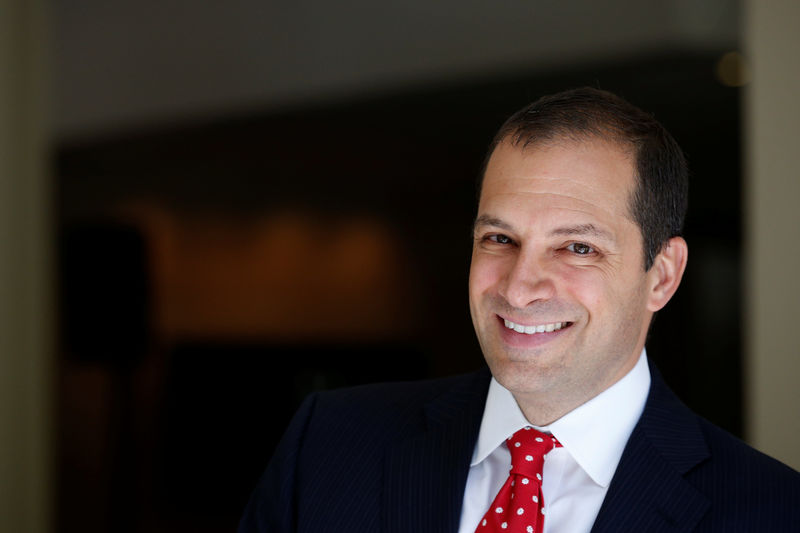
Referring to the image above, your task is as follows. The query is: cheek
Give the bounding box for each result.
[469,253,506,295]
[556,266,607,310]
[564,264,649,325]
[468,259,488,312]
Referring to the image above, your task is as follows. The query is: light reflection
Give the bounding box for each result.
[716,51,751,87]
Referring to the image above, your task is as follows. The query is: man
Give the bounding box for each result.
[240,88,800,532]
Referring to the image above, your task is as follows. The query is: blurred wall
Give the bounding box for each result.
[5,0,799,529]
[54,0,738,140]
[0,0,52,531]
[744,0,800,471]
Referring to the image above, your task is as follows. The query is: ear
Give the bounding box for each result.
[646,236,688,312]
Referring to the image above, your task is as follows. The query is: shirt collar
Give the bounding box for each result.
[471,349,651,488]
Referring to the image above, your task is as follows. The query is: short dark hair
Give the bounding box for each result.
[481,87,688,270]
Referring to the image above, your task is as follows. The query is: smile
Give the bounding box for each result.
[503,319,569,335]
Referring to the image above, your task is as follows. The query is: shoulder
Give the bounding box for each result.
[644,365,800,526]
[237,367,491,532]
[311,367,490,409]
[645,361,798,483]
[687,416,800,528]
[300,367,491,440]
[695,415,800,490]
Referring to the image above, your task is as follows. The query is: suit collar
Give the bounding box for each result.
[380,361,713,532]
[473,350,651,488]
[637,361,710,473]
[590,361,711,532]
[383,367,491,533]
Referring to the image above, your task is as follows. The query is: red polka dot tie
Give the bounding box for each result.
[475,427,561,533]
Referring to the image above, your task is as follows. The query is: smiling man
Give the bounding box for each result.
[240,88,800,533]
[470,136,683,426]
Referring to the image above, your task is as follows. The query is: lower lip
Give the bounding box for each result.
[497,316,572,348]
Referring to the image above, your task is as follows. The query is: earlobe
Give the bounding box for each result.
[647,237,688,312]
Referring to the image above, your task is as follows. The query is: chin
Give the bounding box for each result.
[486,355,559,393]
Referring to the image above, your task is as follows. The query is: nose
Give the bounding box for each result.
[497,249,556,309]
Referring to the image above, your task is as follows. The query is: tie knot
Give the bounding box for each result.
[506,427,560,475]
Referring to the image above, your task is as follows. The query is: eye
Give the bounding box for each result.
[487,234,513,245]
[566,242,595,255]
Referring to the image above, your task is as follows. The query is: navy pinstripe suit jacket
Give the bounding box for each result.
[240,362,800,532]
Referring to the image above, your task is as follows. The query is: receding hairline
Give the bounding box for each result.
[482,133,639,195]
[479,133,642,233]
[475,87,688,271]
[494,130,637,164]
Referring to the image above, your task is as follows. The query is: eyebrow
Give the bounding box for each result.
[473,215,512,232]
[473,215,615,243]
[548,223,615,242]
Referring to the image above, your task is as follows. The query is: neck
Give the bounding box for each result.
[512,353,643,426]
[513,394,581,427]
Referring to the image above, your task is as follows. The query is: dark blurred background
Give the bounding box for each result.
[23,1,782,532]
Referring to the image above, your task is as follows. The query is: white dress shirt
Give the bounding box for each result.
[458,350,651,533]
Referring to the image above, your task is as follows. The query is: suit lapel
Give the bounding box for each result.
[379,363,712,532]
[591,364,711,532]
[383,368,491,533]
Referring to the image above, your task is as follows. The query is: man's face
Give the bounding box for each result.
[469,137,661,419]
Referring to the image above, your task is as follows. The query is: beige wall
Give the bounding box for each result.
[744,0,800,471]
[0,0,52,531]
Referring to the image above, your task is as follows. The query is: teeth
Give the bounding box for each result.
[504,319,567,335]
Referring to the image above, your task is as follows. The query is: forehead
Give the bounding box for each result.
[480,138,636,224]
